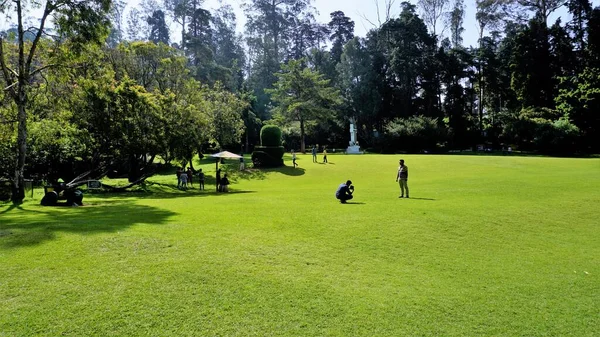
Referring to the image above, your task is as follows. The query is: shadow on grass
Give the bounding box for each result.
[0,204,22,215]
[343,201,365,205]
[0,200,177,249]
[86,184,257,200]
[405,197,436,201]
[234,166,306,180]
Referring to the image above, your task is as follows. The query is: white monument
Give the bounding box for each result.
[346,118,362,154]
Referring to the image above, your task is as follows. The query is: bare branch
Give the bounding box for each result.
[375,0,381,26]
[3,81,17,91]
[358,11,379,29]
[0,37,18,98]
[29,63,58,78]
[25,1,54,77]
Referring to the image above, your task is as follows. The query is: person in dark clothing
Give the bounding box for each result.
[187,168,194,188]
[335,180,354,203]
[198,169,205,190]
[221,174,230,192]
[176,167,183,188]
[216,169,222,192]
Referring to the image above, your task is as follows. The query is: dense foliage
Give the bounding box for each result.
[260,125,283,147]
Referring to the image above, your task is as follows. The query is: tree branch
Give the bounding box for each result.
[29,63,58,78]
[0,37,17,98]
[25,1,54,76]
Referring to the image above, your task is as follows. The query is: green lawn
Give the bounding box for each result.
[1,154,599,336]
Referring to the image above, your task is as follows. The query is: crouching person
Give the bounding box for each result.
[335,180,354,204]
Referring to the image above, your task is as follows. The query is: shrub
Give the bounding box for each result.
[533,117,580,155]
[252,147,284,167]
[384,116,446,152]
[260,125,282,147]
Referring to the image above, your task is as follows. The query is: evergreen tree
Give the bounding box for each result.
[147,10,170,45]
[328,11,355,63]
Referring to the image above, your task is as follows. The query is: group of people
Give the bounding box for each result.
[289,146,328,167]
[335,159,409,203]
[176,167,205,190]
[176,156,410,201]
[216,169,230,192]
[311,145,328,163]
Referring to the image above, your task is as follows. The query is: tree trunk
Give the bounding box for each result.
[300,118,306,153]
[10,0,26,203]
[188,157,195,171]
[128,154,140,183]
[181,16,186,50]
[13,100,28,202]
[245,131,249,154]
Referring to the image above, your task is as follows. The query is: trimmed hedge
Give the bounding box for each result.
[260,125,282,147]
[252,146,284,167]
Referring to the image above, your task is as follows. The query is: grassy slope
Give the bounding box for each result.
[1,155,599,336]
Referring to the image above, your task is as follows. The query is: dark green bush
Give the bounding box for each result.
[252,147,284,167]
[384,116,446,152]
[260,125,282,147]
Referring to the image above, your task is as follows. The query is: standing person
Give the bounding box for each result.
[396,159,409,198]
[198,169,205,190]
[176,167,183,188]
[239,155,245,170]
[322,147,328,163]
[180,170,188,190]
[186,168,194,188]
[311,145,317,163]
[335,180,354,203]
[216,168,222,192]
[291,150,298,167]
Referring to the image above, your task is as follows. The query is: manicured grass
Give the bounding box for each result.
[1,154,599,336]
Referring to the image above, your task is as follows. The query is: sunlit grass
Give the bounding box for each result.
[1,154,599,336]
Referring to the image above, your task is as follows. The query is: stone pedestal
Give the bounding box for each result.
[346,145,362,154]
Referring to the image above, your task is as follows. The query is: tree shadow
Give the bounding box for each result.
[275,166,306,176]
[86,184,257,200]
[236,169,267,181]
[0,203,22,215]
[0,201,177,249]
[234,166,306,180]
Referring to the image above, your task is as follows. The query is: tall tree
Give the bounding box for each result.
[288,14,329,61]
[107,0,126,47]
[567,0,592,53]
[147,10,170,45]
[164,0,194,49]
[510,18,556,109]
[212,4,245,90]
[0,0,112,203]
[447,0,465,48]
[418,0,450,37]
[267,59,341,153]
[475,0,503,133]
[328,11,354,63]
[517,0,565,27]
[185,2,214,81]
[243,0,313,119]
[337,37,380,144]
[377,2,437,119]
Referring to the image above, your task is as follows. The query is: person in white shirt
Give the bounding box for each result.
[291,150,298,167]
